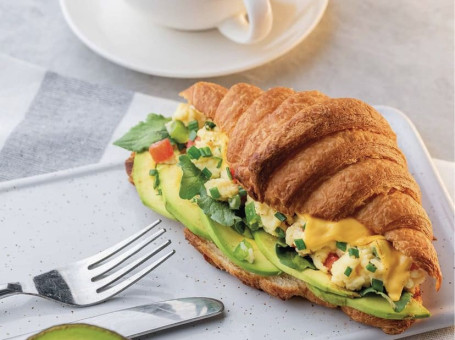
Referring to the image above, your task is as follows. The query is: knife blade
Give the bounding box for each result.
[6,297,224,339]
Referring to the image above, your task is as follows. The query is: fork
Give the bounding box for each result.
[0,220,175,306]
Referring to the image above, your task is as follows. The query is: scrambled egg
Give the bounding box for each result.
[247,196,288,237]
[172,103,206,127]
[192,126,228,178]
[205,178,239,201]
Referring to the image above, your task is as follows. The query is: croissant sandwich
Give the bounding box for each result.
[114,82,442,334]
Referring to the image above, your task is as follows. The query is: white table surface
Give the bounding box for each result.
[0,0,453,339]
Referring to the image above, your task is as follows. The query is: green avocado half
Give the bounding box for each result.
[28,324,126,340]
[132,152,175,220]
[158,163,211,240]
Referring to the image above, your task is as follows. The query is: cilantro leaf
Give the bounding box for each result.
[113,114,171,152]
[196,193,241,227]
[360,287,412,312]
[275,244,315,271]
[178,155,208,199]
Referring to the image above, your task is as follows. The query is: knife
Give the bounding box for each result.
[6,297,224,339]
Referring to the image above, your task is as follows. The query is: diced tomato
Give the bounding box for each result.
[230,167,236,179]
[324,253,339,271]
[149,138,174,163]
[186,136,200,149]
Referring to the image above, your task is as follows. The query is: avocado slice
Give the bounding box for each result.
[200,212,281,276]
[158,163,211,240]
[254,230,358,298]
[29,323,126,340]
[306,284,430,319]
[132,152,175,220]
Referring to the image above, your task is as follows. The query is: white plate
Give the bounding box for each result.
[59,0,328,78]
[0,106,453,340]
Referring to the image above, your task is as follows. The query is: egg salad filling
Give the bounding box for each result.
[114,103,429,316]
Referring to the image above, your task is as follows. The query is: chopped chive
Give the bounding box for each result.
[238,186,247,197]
[294,238,306,251]
[232,220,246,235]
[344,266,352,277]
[214,157,222,168]
[366,262,377,273]
[245,202,261,230]
[199,146,212,157]
[209,187,221,199]
[336,241,347,252]
[188,129,197,141]
[201,167,212,180]
[187,146,201,160]
[275,227,285,239]
[187,120,199,131]
[157,189,162,196]
[348,247,359,258]
[149,169,158,176]
[274,212,287,222]
[205,121,216,130]
[149,168,160,189]
[226,167,233,180]
[302,223,306,231]
[372,278,384,292]
[228,195,241,210]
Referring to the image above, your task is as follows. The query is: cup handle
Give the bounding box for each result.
[217,0,273,44]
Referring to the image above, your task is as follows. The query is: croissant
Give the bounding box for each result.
[120,81,443,335]
[180,82,442,289]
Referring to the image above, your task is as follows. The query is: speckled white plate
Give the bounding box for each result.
[59,0,328,78]
[0,106,453,340]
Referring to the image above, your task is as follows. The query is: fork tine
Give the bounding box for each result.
[95,249,175,302]
[90,228,166,279]
[96,240,172,291]
[87,220,161,268]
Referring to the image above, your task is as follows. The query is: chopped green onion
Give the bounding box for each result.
[294,238,306,251]
[209,187,221,199]
[214,157,223,168]
[232,220,246,235]
[226,167,233,180]
[274,212,287,222]
[187,146,201,160]
[233,239,254,263]
[157,189,162,196]
[302,223,306,231]
[366,262,377,273]
[201,167,212,180]
[245,202,261,230]
[165,120,189,143]
[188,129,197,141]
[205,121,216,130]
[199,147,212,157]
[344,266,352,277]
[336,241,347,252]
[275,227,285,239]
[372,278,384,292]
[228,195,241,210]
[149,168,160,189]
[238,186,247,197]
[187,120,199,131]
[348,247,359,258]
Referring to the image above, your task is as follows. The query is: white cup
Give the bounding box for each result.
[125,0,273,44]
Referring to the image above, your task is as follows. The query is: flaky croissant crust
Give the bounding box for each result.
[180,82,442,289]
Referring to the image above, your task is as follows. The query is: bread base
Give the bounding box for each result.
[184,228,415,334]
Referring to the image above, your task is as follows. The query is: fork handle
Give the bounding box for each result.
[0,283,22,299]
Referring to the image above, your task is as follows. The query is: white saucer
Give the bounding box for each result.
[60,0,328,78]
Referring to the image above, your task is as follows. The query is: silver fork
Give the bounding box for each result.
[0,220,175,306]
